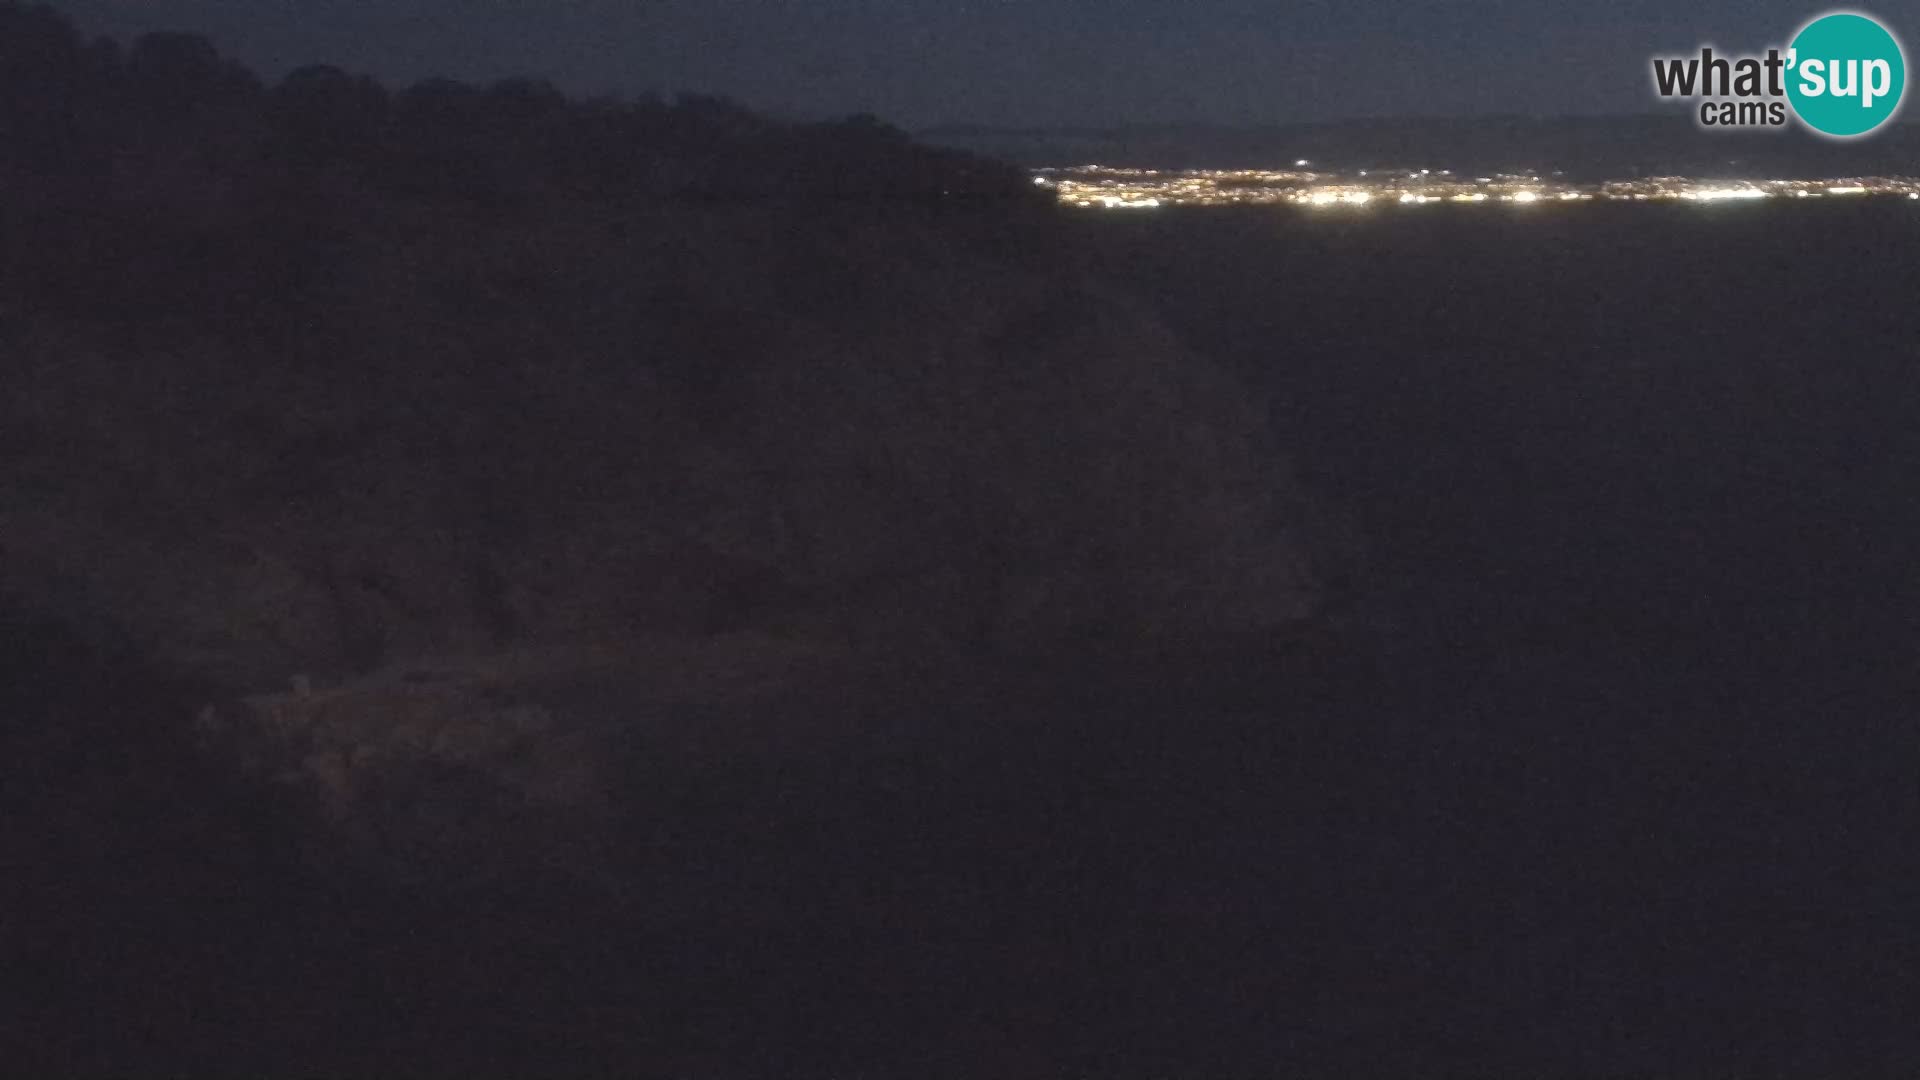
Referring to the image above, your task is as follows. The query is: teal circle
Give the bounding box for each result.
[1786,12,1906,137]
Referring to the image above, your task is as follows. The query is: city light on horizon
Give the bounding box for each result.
[1680,187,1770,201]
[1042,165,1920,211]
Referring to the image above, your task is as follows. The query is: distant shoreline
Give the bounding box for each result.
[1031,164,1920,210]
[922,114,1920,179]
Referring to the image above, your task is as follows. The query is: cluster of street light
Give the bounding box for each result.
[1035,165,1920,210]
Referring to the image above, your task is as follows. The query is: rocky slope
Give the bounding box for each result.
[1,1,1334,883]
[5,199,1324,687]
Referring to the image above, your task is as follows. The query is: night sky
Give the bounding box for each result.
[48,1,1858,127]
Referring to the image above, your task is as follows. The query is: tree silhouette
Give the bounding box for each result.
[0,3,84,171]
[125,31,260,120]
[266,64,390,170]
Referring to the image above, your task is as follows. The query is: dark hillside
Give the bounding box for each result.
[2,6,1344,1073]
[0,1,1326,691]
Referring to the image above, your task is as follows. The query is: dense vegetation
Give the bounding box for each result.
[0,3,1045,344]
[1,1,1325,690]
[2,6,1335,1072]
